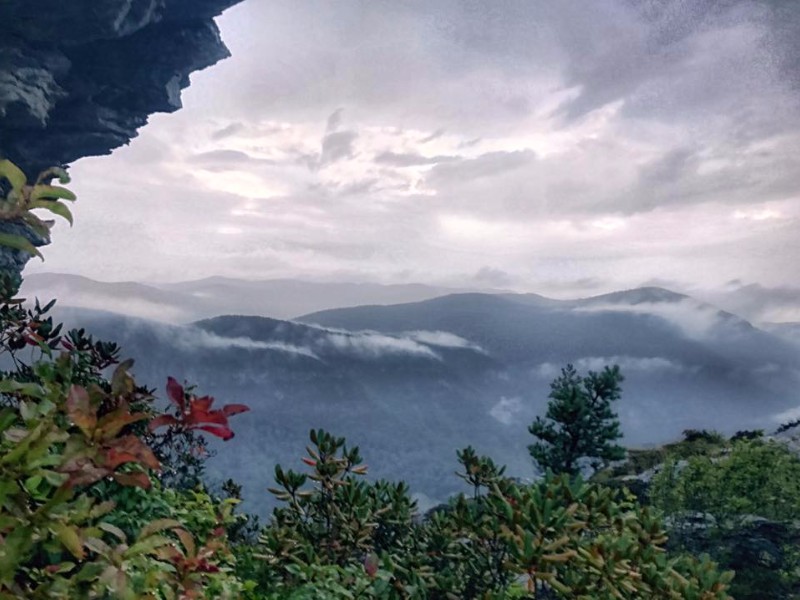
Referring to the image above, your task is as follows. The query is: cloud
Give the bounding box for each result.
[326,108,344,132]
[175,328,319,358]
[576,297,734,340]
[426,150,536,186]
[319,130,359,166]
[489,396,524,425]
[322,331,440,359]
[189,149,276,169]
[695,282,800,324]
[472,266,514,288]
[210,122,244,140]
[374,151,459,167]
[419,128,445,144]
[405,330,486,353]
[535,356,690,379]
[276,324,489,360]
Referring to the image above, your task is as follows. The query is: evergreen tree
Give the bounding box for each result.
[528,364,626,475]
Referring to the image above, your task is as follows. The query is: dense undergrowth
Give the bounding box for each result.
[0,297,737,599]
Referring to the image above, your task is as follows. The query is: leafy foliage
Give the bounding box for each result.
[253,430,733,599]
[528,364,626,476]
[0,299,248,598]
[0,160,76,262]
[650,438,800,599]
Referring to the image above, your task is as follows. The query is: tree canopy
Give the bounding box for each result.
[528,364,625,476]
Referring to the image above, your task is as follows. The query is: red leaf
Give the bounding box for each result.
[301,457,317,467]
[195,425,234,440]
[96,403,149,440]
[364,552,379,578]
[105,435,160,470]
[166,377,185,411]
[148,414,179,431]
[63,463,110,488]
[104,450,140,470]
[196,562,220,573]
[222,403,250,417]
[192,396,214,412]
[186,409,228,427]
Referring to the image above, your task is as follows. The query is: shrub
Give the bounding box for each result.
[651,439,800,599]
[0,299,249,598]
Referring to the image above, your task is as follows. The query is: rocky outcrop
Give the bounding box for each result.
[0,0,243,176]
[0,0,243,293]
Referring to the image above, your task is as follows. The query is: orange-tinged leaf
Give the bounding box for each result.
[148,414,178,431]
[140,519,184,538]
[112,472,151,489]
[62,462,109,489]
[186,409,228,427]
[192,396,214,412]
[111,359,135,395]
[66,385,96,437]
[105,435,160,470]
[96,404,149,439]
[195,425,234,440]
[222,403,249,416]
[173,528,196,559]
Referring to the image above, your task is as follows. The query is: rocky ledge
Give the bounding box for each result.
[0,0,244,176]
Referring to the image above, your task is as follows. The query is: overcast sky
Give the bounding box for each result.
[28,0,800,299]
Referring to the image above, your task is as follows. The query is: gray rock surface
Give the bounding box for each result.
[0,0,243,288]
[0,0,243,175]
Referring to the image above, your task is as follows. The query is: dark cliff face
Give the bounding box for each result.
[0,0,244,288]
[0,0,244,176]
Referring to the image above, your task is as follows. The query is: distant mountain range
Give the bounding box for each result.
[21,273,505,323]
[41,280,800,515]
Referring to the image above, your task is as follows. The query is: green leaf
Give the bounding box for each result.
[0,408,16,433]
[0,159,26,192]
[30,184,76,202]
[125,534,175,558]
[98,522,127,542]
[24,475,42,494]
[29,199,73,225]
[0,233,43,259]
[54,524,85,560]
[36,167,70,185]
[42,470,69,487]
[0,380,46,398]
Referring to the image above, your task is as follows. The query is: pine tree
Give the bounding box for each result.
[528,364,625,475]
